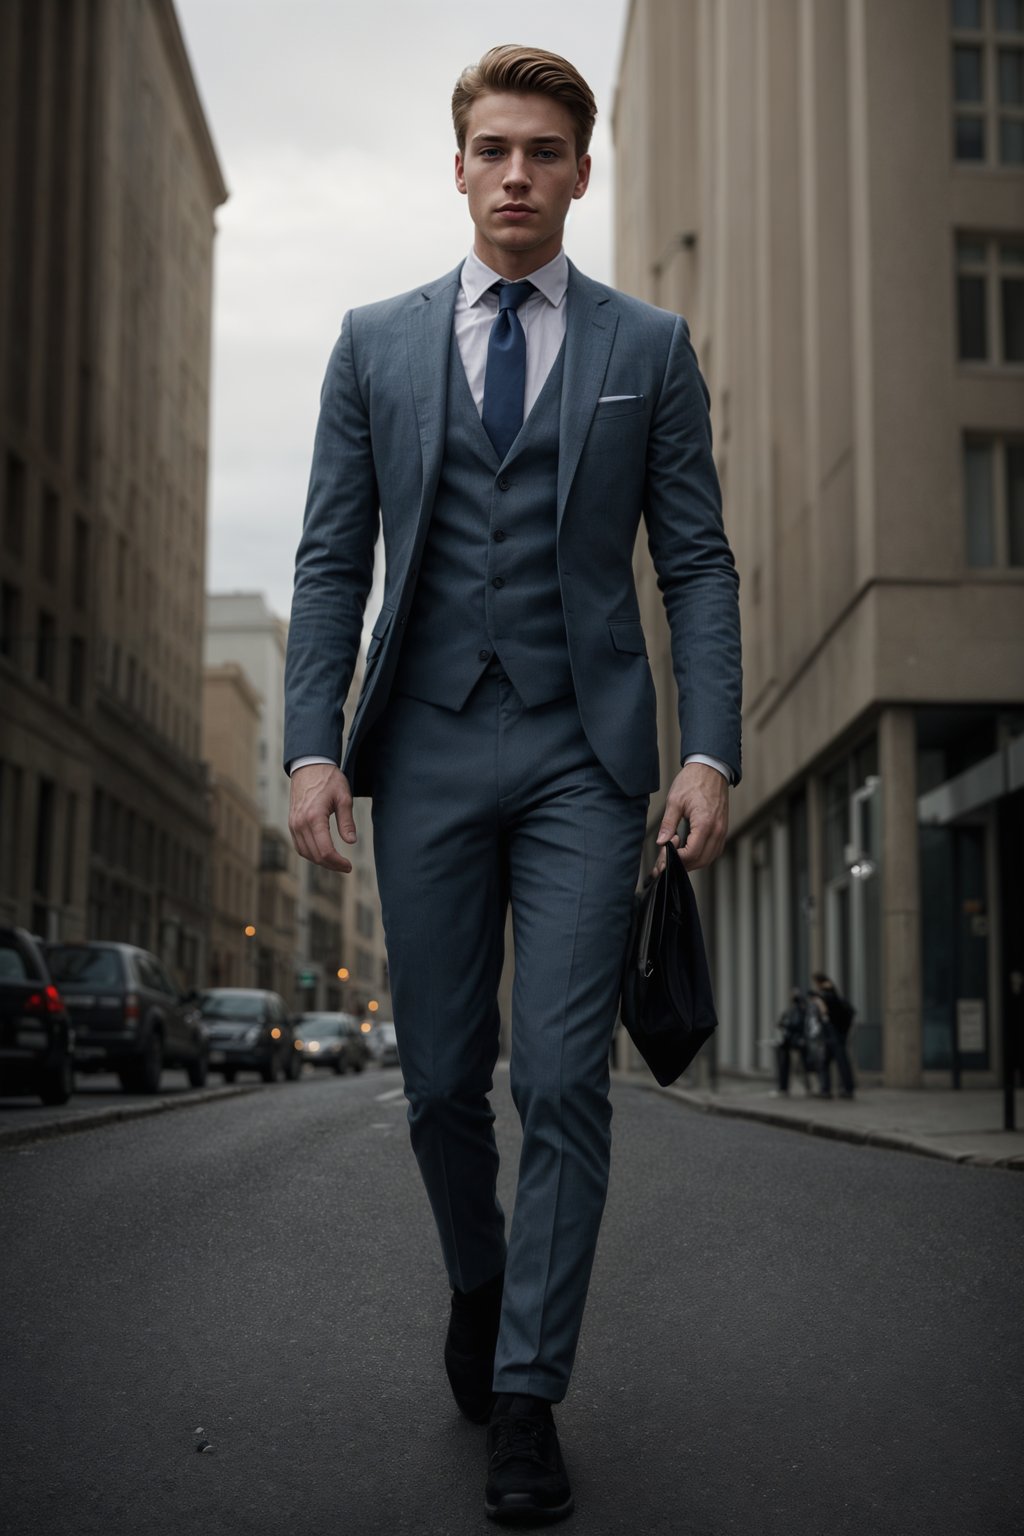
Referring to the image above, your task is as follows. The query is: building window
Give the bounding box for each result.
[68,637,86,709]
[957,236,1024,361]
[0,583,22,663]
[72,516,89,608]
[36,610,57,688]
[3,453,26,556]
[952,0,1024,165]
[964,434,1024,564]
[40,488,59,582]
[64,792,77,906]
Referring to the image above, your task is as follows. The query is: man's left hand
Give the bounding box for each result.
[654,762,729,874]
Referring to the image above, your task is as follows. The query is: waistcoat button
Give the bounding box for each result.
[492,530,506,542]
[492,577,505,589]
[478,648,491,662]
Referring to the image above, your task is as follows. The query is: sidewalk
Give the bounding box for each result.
[633,1072,1024,1170]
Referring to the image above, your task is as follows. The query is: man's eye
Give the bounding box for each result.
[536,150,557,161]
[480,147,503,158]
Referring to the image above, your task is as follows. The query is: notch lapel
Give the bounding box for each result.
[406,266,461,532]
[557,263,617,528]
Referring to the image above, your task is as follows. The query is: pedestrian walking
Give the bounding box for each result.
[773,988,814,1095]
[284,44,741,1526]
[809,972,857,1099]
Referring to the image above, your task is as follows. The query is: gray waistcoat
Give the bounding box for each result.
[391,337,573,710]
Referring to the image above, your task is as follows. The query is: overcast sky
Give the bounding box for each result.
[175,0,630,622]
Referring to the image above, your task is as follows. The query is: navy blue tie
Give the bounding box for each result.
[482,280,535,461]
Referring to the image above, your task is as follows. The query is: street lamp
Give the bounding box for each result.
[368,999,379,1012]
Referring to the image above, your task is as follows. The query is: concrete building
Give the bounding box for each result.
[0,0,226,985]
[205,591,391,1018]
[202,664,262,988]
[613,0,1024,1086]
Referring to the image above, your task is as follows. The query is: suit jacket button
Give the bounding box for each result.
[491,577,505,589]
[492,530,506,542]
[478,649,491,662]
[498,476,511,491]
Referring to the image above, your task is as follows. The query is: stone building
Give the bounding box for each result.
[0,0,226,985]
[202,664,262,988]
[613,0,1024,1086]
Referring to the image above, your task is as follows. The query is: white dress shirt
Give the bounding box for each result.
[290,249,730,785]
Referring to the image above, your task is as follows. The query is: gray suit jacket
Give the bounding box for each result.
[283,261,741,798]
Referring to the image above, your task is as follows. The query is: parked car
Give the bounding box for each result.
[295,1012,370,1074]
[0,927,75,1105]
[369,1020,400,1068]
[198,989,301,1083]
[44,941,208,1094]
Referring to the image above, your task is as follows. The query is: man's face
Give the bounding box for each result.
[454,91,591,276]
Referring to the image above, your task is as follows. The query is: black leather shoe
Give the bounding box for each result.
[485,1394,573,1525]
[444,1270,503,1423]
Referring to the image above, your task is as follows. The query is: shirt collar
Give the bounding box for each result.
[461,248,568,310]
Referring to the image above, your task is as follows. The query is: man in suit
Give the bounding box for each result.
[285,45,741,1525]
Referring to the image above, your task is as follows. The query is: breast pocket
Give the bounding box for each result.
[593,395,647,421]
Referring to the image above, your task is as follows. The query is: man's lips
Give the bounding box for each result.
[496,203,535,217]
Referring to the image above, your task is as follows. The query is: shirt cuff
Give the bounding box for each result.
[288,755,337,776]
[683,753,732,784]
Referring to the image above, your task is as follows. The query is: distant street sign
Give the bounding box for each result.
[299,969,316,988]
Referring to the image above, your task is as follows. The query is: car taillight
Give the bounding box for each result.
[124,993,140,1022]
[24,986,63,1016]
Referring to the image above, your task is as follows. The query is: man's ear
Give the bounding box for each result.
[454,150,467,195]
[572,153,592,201]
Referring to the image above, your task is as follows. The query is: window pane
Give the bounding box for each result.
[999,46,1024,101]
[1008,444,1024,565]
[964,441,995,566]
[957,237,987,266]
[1002,242,1024,265]
[958,273,988,357]
[996,0,1024,33]
[956,114,987,158]
[954,45,985,101]
[954,0,983,25]
[1002,276,1024,359]
[1000,115,1024,159]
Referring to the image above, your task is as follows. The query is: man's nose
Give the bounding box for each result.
[502,152,531,188]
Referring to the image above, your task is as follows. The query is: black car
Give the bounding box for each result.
[295,1012,371,1074]
[44,942,209,1094]
[0,927,75,1105]
[198,989,302,1083]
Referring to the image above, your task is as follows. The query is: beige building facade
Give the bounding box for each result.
[614,0,1024,1085]
[202,664,262,988]
[0,0,226,984]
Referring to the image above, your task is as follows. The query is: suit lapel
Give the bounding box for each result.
[557,262,617,527]
[406,265,462,528]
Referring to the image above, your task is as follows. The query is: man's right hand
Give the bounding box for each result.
[288,764,357,872]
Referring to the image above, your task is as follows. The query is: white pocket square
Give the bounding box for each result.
[597,394,642,402]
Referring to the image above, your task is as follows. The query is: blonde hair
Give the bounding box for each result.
[452,45,597,158]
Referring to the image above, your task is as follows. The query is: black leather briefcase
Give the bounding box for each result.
[619,852,718,1086]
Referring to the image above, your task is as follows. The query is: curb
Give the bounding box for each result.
[0,1082,264,1150]
[619,1076,1024,1172]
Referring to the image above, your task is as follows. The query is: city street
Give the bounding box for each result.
[2,1069,1020,1536]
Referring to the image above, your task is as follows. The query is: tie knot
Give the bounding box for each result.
[495,280,535,314]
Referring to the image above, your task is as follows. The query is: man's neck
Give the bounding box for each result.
[472,237,565,283]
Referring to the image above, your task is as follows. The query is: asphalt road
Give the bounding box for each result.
[2,1068,1021,1536]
